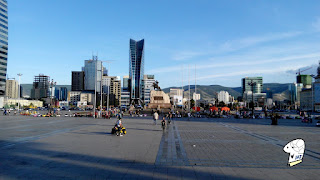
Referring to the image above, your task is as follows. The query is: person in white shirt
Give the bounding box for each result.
[116,119,123,136]
[153,111,159,125]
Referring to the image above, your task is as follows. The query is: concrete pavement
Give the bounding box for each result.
[0,114,319,179]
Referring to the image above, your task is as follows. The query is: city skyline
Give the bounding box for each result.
[6,0,320,88]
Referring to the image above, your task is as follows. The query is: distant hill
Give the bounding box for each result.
[262,83,291,94]
[20,83,291,101]
[163,85,241,100]
[21,84,71,97]
[162,83,291,101]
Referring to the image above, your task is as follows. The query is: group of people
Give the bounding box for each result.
[153,111,172,131]
[3,109,16,116]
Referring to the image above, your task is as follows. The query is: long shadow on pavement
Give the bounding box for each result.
[0,140,252,180]
[173,117,319,128]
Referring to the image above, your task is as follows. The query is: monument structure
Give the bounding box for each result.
[148,81,171,109]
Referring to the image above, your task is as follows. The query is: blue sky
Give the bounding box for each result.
[7,0,320,88]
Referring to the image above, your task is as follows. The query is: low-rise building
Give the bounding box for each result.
[80,93,93,105]
[68,91,81,105]
[58,101,69,108]
[243,91,267,107]
[169,88,183,106]
[193,93,200,101]
[4,98,43,108]
[218,91,230,104]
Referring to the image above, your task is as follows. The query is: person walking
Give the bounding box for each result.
[161,117,166,131]
[153,111,159,125]
[168,112,172,124]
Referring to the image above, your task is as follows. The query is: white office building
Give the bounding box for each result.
[170,88,184,106]
[193,93,200,101]
[142,75,155,105]
[218,91,230,104]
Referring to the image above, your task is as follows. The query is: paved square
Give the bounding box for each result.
[0,114,319,179]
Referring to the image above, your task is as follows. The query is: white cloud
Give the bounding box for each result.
[148,52,320,74]
[171,51,205,61]
[217,31,302,53]
[196,64,304,81]
[169,31,303,61]
[312,17,320,31]
[286,64,318,75]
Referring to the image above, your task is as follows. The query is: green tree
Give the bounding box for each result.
[4,103,9,109]
[218,101,225,107]
[190,99,195,108]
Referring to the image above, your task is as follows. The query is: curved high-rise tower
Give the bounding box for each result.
[129,39,144,105]
[0,0,7,96]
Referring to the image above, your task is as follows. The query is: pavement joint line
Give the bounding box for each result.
[219,122,320,162]
[0,123,96,149]
[155,120,189,166]
[0,118,77,130]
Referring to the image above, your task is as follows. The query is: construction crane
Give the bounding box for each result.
[296,67,312,75]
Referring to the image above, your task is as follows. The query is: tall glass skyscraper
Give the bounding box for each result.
[129,39,144,104]
[242,77,263,94]
[0,0,8,96]
[83,58,102,92]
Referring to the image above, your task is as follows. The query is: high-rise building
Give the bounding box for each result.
[123,75,129,91]
[72,71,85,91]
[31,74,49,100]
[289,83,303,108]
[142,75,155,105]
[242,77,266,107]
[297,75,312,89]
[242,77,263,94]
[121,75,130,108]
[314,61,320,111]
[5,79,19,99]
[49,86,57,99]
[129,39,144,104]
[83,58,102,92]
[300,89,312,111]
[102,76,121,107]
[0,0,8,96]
[59,87,68,101]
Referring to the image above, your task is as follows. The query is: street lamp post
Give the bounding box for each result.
[311,74,316,114]
[248,80,256,118]
[101,61,114,112]
[17,73,22,112]
[49,79,56,114]
[92,56,114,119]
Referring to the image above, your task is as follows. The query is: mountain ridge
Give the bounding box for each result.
[162,83,290,100]
[20,83,290,101]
